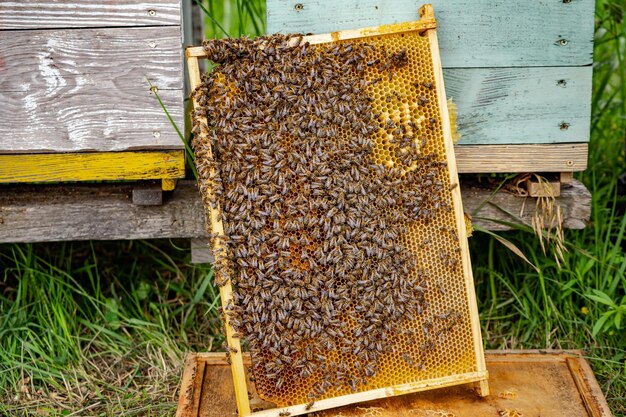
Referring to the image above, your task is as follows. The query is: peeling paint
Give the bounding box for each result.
[39,38,67,97]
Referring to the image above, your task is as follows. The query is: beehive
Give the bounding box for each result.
[0,1,186,191]
[186,5,488,417]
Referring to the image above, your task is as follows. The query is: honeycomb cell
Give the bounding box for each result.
[193,30,479,408]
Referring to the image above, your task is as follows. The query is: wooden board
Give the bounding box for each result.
[0,151,185,183]
[0,26,184,153]
[267,0,595,68]
[465,180,592,231]
[428,22,489,399]
[0,0,181,29]
[455,144,588,173]
[0,181,205,243]
[176,351,613,417]
[445,67,591,145]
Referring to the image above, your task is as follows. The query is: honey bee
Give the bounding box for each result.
[348,379,358,393]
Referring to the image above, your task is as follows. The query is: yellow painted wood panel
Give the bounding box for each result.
[0,151,185,183]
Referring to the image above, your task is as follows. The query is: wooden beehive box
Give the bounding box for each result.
[177,351,614,417]
[0,0,186,191]
[267,0,594,177]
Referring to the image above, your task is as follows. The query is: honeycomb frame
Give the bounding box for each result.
[186,5,488,417]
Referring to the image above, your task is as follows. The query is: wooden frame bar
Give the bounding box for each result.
[186,5,489,415]
[185,13,437,58]
[186,54,251,416]
[427,18,489,397]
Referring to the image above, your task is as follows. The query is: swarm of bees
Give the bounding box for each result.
[192,33,471,407]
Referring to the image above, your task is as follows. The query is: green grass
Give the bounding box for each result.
[0,241,222,416]
[1,0,625,415]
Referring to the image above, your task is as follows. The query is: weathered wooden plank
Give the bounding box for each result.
[465,180,592,231]
[0,27,184,153]
[132,182,165,206]
[0,180,591,243]
[0,151,185,183]
[455,144,588,173]
[0,1,181,29]
[447,66,592,145]
[190,238,215,264]
[267,0,595,68]
[0,182,206,243]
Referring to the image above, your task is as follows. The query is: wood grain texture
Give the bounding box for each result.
[0,27,184,153]
[0,182,206,243]
[455,144,588,173]
[567,357,615,417]
[0,1,181,29]
[186,51,252,417]
[176,353,198,417]
[447,67,592,145]
[267,0,595,68]
[132,182,166,206]
[0,151,185,183]
[465,180,592,231]
[0,180,591,243]
[190,238,215,264]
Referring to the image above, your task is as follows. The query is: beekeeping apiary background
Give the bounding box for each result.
[0,0,593,245]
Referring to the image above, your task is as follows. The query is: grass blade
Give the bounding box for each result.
[146,78,198,179]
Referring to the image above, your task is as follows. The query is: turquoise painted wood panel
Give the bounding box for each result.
[267,0,595,68]
[446,67,591,145]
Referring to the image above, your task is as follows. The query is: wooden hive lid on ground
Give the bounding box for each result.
[176,351,614,417]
